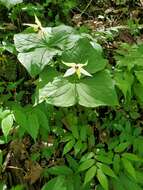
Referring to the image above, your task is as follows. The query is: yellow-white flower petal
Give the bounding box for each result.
[80,68,92,77]
[64,68,76,77]
[23,23,38,28]
[34,14,42,29]
[78,61,88,68]
[62,61,76,67]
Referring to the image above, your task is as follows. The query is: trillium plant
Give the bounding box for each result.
[14,15,118,107]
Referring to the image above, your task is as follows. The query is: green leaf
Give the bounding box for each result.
[27,112,39,141]
[14,34,42,52]
[136,171,143,185]
[119,172,142,190]
[13,106,28,131]
[134,82,143,103]
[113,154,120,174]
[122,158,136,179]
[48,165,73,175]
[71,125,79,139]
[84,165,97,184]
[74,140,83,155]
[11,185,24,190]
[97,163,117,178]
[122,153,140,161]
[36,70,118,107]
[34,108,49,139]
[18,47,60,77]
[114,70,134,100]
[0,0,23,8]
[1,114,13,138]
[63,139,75,155]
[73,174,81,190]
[14,30,71,77]
[66,155,79,172]
[114,142,129,153]
[115,43,143,71]
[0,109,11,120]
[77,70,118,107]
[66,177,74,190]
[97,169,108,190]
[42,176,66,190]
[78,159,95,172]
[135,71,143,86]
[37,76,76,107]
[14,26,75,77]
[111,178,125,190]
[80,152,95,163]
[96,155,112,164]
[80,126,87,141]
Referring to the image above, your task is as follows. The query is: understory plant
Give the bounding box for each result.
[1,2,143,189]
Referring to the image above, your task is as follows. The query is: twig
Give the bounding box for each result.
[80,0,93,16]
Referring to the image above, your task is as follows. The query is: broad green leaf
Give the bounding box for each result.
[134,82,143,103]
[84,165,97,184]
[42,176,66,190]
[122,153,140,161]
[62,38,107,74]
[34,108,49,139]
[122,158,136,179]
[114,70,134,100]
[18,47,60,77]
[14,34,43,52]
[0,109,10,120]
[14,28,71,76]
[0,0,23,8]
[1,114,13,137]
[63,139,75,155]
[48,165,73,175]
[27,112,39,141]
[135,71,143,86]
[77,70,118,107]
[97,163,117,178]
[37,76,76,107]
[78,159,95,172]
[114,142,129,153]
[36,70,118,107]
[97,169,108,190]
[13,107,28,130]
[113,154,120,174]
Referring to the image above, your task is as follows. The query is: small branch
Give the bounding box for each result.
[80,0,93,16]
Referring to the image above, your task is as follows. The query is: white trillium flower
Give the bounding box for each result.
[23,14,45,34]
[62,61,92,79]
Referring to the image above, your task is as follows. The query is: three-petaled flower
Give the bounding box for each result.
[23,14,45,33]
[62,61,92,79]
